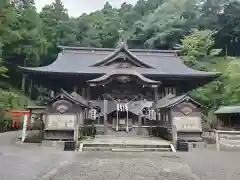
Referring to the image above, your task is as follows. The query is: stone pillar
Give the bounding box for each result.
[21,114,28,142]
[104,99,108,135]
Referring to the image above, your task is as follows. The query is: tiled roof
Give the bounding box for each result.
[18,45,220,78]
[47,89,89,107]
[215,106,240,114]
[154,94,202,109]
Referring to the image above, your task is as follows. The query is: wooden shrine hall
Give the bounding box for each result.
[18,42,220,140]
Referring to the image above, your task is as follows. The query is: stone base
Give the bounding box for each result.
[188,142,207,151]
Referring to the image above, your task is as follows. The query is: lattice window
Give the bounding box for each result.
[164,87,176,96]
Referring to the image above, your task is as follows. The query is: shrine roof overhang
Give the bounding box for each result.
[214,106,240,115]
[87,69,160,86]
[153,94,204,109]
[17,46,221,81]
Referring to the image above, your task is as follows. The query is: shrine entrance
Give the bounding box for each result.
[108,110,139,136]
[88,68,160,136]
[111,110,133,132]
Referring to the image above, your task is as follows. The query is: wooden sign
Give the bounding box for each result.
[47,114,76,129]
[173,117,201,131]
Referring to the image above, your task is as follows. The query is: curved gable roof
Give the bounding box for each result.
[87,69,160,85]
[90,42,154,68]
[18,45,220,79]
[48,89,89,107]
[154,94,203,109]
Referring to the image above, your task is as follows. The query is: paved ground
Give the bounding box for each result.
[1,131,240,180]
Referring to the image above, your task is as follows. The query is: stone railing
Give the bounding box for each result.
[215,130,240,151]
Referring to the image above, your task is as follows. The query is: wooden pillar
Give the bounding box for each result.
[86,86,90,100]
[104,99,108,135]
[116,106,119,131]
[138,113,142,136]
[138,94,144,136]
[74,113,79,142]
[229,115,231,128]
[50,90,54,98]
[28,79,32,98]
[126,107,129,133]
[21,74,26,93]
[82,88,86,99]
[73,86,77,92]
[154,86,159,121]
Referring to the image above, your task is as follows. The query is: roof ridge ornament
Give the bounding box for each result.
[117,40,128,50]
[117,29,128,50]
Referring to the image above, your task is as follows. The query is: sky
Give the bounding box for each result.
[35,0,139,17]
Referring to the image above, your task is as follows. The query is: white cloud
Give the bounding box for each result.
[35,0,138,17]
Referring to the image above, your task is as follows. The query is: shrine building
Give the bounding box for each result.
[18,42,220,140]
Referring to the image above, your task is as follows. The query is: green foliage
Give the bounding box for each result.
[129,0,198,49]
[179,29,216,58]
[177,29,222,68]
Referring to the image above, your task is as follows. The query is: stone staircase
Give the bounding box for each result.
[79,136,173,152]
[81,143,172,152]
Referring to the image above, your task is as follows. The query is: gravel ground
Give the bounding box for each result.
[50,152,199,180]
[0,131,240,180]
[178,149,240,180]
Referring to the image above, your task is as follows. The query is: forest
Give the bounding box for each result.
[1,0,240,126]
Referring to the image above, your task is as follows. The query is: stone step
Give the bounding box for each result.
[111,148,172,152]
[82,143,170,149]
[82,147,172,152]
[111,148,144,152]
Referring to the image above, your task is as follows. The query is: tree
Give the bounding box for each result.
[40,0,74,47]
[178,29,224,121]
[215,1,240,56]
[0,0,17,78]
[177,29,221,68]
[197,0,228,30]
[130,0,198,49]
